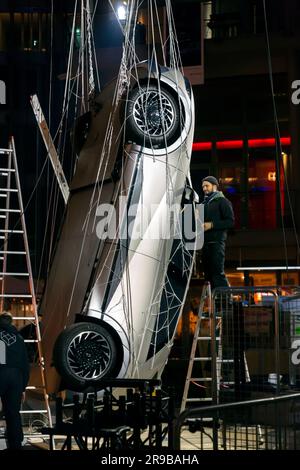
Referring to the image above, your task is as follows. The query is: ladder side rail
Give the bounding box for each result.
[210,288,219,405]
[0,151,12,311]
[180,300,205,413]
[10,139,38,320]
[10,137,53,430]
[180,282,212,412]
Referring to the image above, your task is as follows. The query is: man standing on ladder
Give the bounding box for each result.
[200,177,234,398]
[201,176,234,289]
[0,313,30,449]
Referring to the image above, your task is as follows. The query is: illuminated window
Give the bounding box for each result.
[9,12,49,51]
[250,272,277,286]
[281,272,299,286]
[218,149,243,229]
[227,271,245,286]
[248,150,277,229]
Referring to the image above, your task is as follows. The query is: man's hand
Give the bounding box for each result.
[203,222,213,231]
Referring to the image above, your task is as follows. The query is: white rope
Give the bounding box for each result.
[86,0,95,97]
[90,0,101,93]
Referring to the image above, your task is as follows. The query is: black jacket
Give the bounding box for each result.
[202,191,234,243]
[0,321,30,390]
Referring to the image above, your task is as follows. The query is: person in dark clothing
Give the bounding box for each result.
[201,176,234,289]
[0,312,30,449]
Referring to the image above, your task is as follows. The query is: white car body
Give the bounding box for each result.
[41,62,196,392]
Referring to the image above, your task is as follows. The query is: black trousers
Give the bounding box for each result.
[0,367,24,449]
[202,240,229,290]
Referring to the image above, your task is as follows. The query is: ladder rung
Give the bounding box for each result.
[0,188,18,192]
[0,209,21,213]
[0,194,7,198]
[190,378,212,382]
[185,417,215,425]
[24,339,39,343]
[0,294,32,298]
[20,410,48,414]
[0,272,29,276]
[193,357,212,361]
[198,336,220,341]
[25,386,46,390]
[217,359,234,363]
[0,215,7,218]
[23,434,50,440]
[13,316,36,321]
[0,168,15,172]
[0,149,13,154]
[0,251,26,254]
[0,229,24,233]
[0,172,8,176]
[186,398,213,402]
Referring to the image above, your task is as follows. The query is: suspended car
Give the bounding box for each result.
[40,61,196,392]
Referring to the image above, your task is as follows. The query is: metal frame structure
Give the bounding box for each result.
[42,379,175,451]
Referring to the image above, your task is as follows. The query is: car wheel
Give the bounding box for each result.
[53,322,118,391]
[126,84,181,148]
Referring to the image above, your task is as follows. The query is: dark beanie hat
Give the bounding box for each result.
[202,175,219,187]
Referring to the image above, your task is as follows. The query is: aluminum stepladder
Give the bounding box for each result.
[0,137,53,445]
[180,281,221,412]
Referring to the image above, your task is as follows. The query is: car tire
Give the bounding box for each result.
[126,84,181,148]
[53,322,119,391]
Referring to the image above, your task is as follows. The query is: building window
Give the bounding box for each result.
[218,149,243,229]
[3,12,50,51]
[227,271,244,286]
[192,138,290,230]
[252,0,285,35]
[281,271,299,286]
[171,2,202,67]
[249,272,277,287]
[203,1,213,39]
[190,151,211,198]
[248,149,277,229]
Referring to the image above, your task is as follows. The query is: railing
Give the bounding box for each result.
[174,392,300,450]
[209,286,300,404]
[176,285,300,450]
